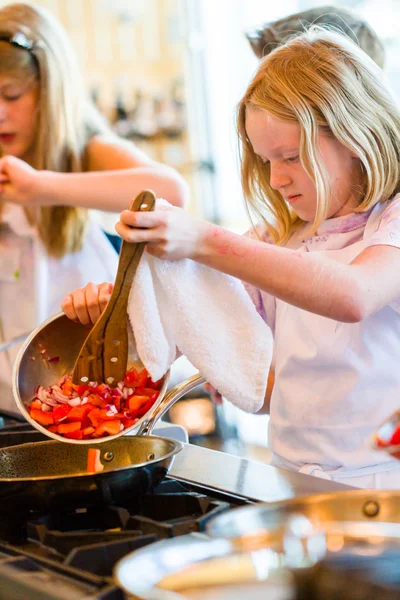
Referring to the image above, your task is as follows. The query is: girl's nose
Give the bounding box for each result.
[269,162,291,191]
[0,100,8,122]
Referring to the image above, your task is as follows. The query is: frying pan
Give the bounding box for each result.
[6,311,205,513]
[2,368,204,513]
[0,435,185,514]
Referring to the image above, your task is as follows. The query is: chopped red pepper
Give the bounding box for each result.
[93,420,122,437]
[68,404,95,422]
[58,421,81,434]
[30,409,55,426]
[53,404,72,424]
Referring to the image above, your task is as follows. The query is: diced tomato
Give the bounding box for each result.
[48,425,59,433]
[72,384,90,395]
[147,378,164,390]
[390,426,400,446]
[64,429,83,440]
[82,426,95,436]
[58,421,81,434]
[88,408,102,427]
[135,388,159,402]
[30,400,43,410]
[93,420,122,437]
[98,408,125,421]
[30,408,55,426]
[53,404,72,423]
[122,417,136,429]
[87,448,104,472]
[124,368,138,386]
[62,379,73,396]
[137,398,156,418]
[68,404,95,422]
[113,396,121,412]
[136,369,149,388]
[86,393,103,407]
[53,404,72,424]
[128,395,148,415]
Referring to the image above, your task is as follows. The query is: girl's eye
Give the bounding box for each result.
[285,155,299,163]
[4,94,21,101]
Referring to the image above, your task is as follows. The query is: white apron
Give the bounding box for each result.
[0,206,118,415]
[269,201,400,488]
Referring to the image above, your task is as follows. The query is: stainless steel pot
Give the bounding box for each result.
[207,489,400,550]
[12,312,205,443]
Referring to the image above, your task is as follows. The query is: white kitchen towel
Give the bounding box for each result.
[127,253,273,413]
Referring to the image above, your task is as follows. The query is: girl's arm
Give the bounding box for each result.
[0,135,189,211]
[115,204,400,323]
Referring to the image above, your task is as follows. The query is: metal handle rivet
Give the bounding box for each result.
[363,500,380,517]
[147,453,155,461]
[103,451,114,462]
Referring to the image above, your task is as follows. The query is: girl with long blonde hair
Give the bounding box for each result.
[66,27,400,488]
[0,3,188,414]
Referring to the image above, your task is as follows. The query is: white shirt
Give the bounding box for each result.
[244,196,400,480]
[0,205,118,414]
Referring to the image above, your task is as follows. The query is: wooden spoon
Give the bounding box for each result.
[72,189,155,387]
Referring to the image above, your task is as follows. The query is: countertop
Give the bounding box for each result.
[169,442,353,502]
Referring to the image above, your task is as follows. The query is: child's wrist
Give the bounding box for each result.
[35,171,61,206]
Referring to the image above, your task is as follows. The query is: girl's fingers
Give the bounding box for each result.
[61,282,113,324]
[84,283,102,324]
[70,287,91,325]
[119,208,171,228]
[61,294,78,321]
[115,220,163,243]
[98,282,113,312]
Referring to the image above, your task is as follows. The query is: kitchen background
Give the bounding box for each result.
[2,0,400,461]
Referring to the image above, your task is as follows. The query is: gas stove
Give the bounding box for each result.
[0,414,249,599]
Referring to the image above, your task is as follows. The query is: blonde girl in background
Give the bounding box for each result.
[65,27,400,488]
[0,2,188,414]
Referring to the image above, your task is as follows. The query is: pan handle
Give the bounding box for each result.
[137,372,206,436]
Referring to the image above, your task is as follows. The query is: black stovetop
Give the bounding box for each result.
[0,413,248,599]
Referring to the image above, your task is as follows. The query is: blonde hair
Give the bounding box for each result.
[0,3,111,257]
[237,27,400,244]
